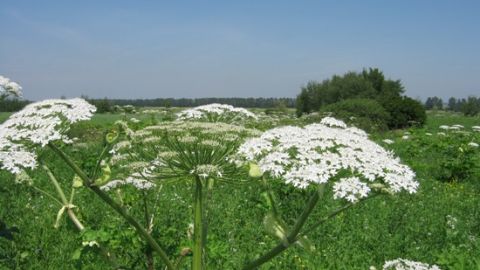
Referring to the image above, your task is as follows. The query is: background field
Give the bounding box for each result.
[1,110,479,269]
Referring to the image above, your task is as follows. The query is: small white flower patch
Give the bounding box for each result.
[383,258,441,270]
[333,177,371,203]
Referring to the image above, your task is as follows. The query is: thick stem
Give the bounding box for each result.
[242,185,325,270]
[192,176,204,270]
[48,142,174,270]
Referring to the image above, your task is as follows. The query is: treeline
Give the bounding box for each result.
[296,68,426,130]
[86,97,296,113]
[425,96,480,116]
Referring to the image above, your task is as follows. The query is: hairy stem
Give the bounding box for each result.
[48,142,174,270]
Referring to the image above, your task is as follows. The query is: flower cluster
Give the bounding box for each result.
[237,117,418,202]
[109,121,260,185]
[100,174,156,191]
[176,103,257,122]
[383,258,441,270]
[332,177,371,202]
[0,98,96,173]
[0,75,22,99]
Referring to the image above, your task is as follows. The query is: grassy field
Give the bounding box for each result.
[1,110,479,269]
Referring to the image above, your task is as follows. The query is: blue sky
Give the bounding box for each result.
[1,1,479,100]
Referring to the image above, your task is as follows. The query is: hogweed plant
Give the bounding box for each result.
[107,121,261,269]
[0,98,122,266]
[235,117,418,269]
[1,98,420,269]
[176,103,258,123]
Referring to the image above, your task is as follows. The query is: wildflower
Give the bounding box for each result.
[0,99,96,173]
[468,142,479,148]
[437,132,446,136]
[402,135,409,140]
[383,258,441,270]
[130,117,140,123]
[320,117,347,128]
[100,175,155,191]
[446,215,457,230]
[333,177,371,203]
[439,125,450,130]
[111,121,259,183]
[237,117,418,201]
[0,75,23,98]
[176,103,257,122]
[383,139,394,145]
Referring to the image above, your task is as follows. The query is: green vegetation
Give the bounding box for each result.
[296,68,426,129]
[1,109,479,269]
[320,98,391,132]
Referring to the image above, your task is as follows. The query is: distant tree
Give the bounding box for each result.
[425,96,443,110]
[425,97,434,110]
[448,97,457,111]
[295,88,313,116]
[461,96,480,116]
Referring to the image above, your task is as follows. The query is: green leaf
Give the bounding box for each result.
[94,164,111,186]
[71,248,82,260]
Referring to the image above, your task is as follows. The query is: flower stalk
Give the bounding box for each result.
[242,185,324,270]
[48,142,175,270]
[192,176,204,270]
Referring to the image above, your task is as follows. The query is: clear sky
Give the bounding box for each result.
[1,1,479,101]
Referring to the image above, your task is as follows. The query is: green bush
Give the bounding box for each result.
[381,96,426,129]
[319,98,391,132]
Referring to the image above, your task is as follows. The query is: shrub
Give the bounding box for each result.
[381,96,426,129]
[319,98,391,132]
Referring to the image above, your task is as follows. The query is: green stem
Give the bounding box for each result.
[48,142,174,270]
[42,164,69,204]
[92,144,110,179]
[242,185,325,270]
[192,176,204,270]
[41,163,124,269]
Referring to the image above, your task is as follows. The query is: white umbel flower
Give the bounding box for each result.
[237,117,418,200]
[176,103,257,122]
[333,177,371,203]
[0,98,96,173]
[383,258,441,270]
[0,75,23,98]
